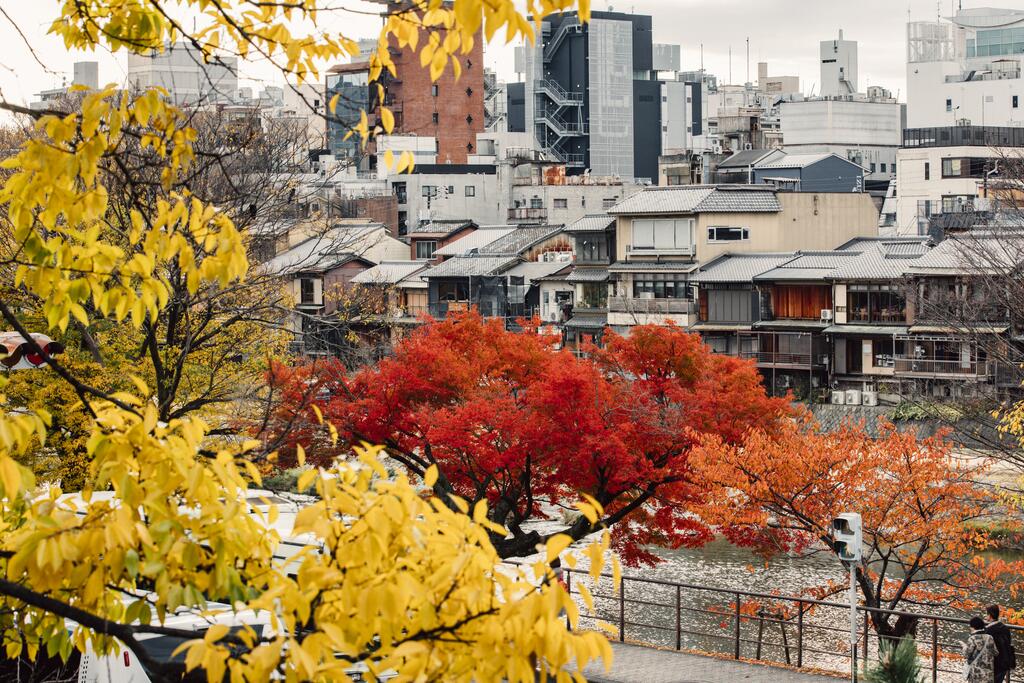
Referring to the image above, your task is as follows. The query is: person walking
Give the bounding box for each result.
[985,604,1016,683]
[964,616,998,683]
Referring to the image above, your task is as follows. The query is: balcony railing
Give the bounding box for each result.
[608,297,696,314]
[508,207,548,221]
[893,358,991,377]
[740,350,817,367]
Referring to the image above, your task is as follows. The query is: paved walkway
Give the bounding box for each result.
[578,642,843,683]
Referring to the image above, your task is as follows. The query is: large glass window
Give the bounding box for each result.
[577,234,609,263]
[707,226,749,242]
[631,218,694,251]
[632,273,690,299]
[847,284,906,324]
[974,27,1024,57]
[579,282,607,309]
[415,240,437,260]
[300,278,315,304]
[438,281,469,302]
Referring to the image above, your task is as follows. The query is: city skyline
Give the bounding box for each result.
[0,0,973,111]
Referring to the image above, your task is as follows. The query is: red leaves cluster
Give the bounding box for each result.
[265,312,790,565]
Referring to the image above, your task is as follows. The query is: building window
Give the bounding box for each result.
[398,211,408,235]
[465,185,476,197]
[578,235,609,263]
[431,84,439,97]
[869,163,876,173]
[945,98,952,112]
[847,284,906,324]
[632,218,694,251]
[941,158,962,178]
[445,185,454,196]
[393,181,408,204]
[431,112,439,124]
[880,163,887,173]
[707,226,749,242]
[941,195,975,213]
[579,282,606,309]
[924,162,929,180]
[422,185,437,197]
[438,281,469,302]
[632,272,690,299]
[300,278,315,304]
[530,197,543,209]
[602,197,617,209]
[415,240,437,260]
[1015,95,1020,109]
[553,198,568,209]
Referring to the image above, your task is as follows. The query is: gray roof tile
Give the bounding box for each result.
[565,214,616,233]
[907,232,1024,275]
[566,268,610,282]
[690,253,796,284]
[350,261,428,284]
[434,227,516,256]
[609,261,700,273]
[423,256,520,278]
[608,185,781,216]
[409,219,476,235]
[477,225,564,256]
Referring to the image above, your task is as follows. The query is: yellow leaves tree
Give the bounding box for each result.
[0,0,610,680]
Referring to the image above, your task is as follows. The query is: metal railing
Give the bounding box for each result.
[559,566,1024,683]
[740,350,818,367]
[608,297,697,315]
[536,79,584,105]
[508,207,548,221]
[543,20,581,60]
[893,358,991,377]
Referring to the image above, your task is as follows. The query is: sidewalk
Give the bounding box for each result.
[578,642,843,683]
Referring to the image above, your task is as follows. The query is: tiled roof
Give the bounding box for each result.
[351,261,428,285]
[503,260,573,283]
[836,236,929,252]
[434,227,516,256]
[753,251,861,281]
[565,214,616,233]
[825,325,910,335]
[829,240,934,280]
[565,313,608,329]
[409,219,476,235]
[907,232,1024,275]
[607,185,781,216]
[261,225,383,275]
[566,268,609,282]
[422,256,520,278]
[690,253,796,284]
[717,149,782,169]
[477,225,563,256]
[609,261,700,273]
[756,153,835,170]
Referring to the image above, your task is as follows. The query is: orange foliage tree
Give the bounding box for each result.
[265,312,790,565]
[693,418,1024,638]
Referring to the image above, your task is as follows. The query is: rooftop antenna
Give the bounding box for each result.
[700,43,704,77]
[729,45,732,85]
[746,37,750,85]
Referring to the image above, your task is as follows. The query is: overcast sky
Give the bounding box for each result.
[0,0,1008,111]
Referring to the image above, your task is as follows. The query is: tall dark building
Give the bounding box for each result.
[520,11,660,181]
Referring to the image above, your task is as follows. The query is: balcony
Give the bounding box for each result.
[608,297,696,314]
[508,207,548,222]
[893,358,991,378]
[626,244,696,257]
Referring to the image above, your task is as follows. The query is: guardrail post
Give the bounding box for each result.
[565,571,572,631]
[675,585,682,651]
[734,593,741,659]
[619,581,625,643]
[797,602,804,668]
[931,618,938,683]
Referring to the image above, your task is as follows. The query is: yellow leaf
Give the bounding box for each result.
[545,534,572,564]
[423,464,438,488]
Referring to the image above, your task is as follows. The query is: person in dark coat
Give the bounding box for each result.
[985,604,1016,683]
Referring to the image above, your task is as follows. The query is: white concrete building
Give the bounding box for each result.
[127,41,238,105]
[820,30,859,97]
[780,93,904,182]
[893,126,1024,234]
[906,8,1024,128]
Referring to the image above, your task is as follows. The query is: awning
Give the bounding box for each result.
[689,323,753,332]
[566,268,609,283]
[0,332,64,369]
[908,324,1009,334]
[564,315,608,330]
[824,325,909,336]
[752,319,828,330]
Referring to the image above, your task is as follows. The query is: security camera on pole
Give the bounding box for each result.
[832,513,862,682]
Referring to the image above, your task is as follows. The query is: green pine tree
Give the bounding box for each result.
[864,637,924,683]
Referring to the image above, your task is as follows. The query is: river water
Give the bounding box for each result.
[562,538,1022,681]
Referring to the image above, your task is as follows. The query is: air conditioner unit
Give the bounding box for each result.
[820,309,834,322]
[845,389,862,406]
[862,390,879,407]
[831,390,846,405]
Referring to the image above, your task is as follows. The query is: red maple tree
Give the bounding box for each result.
[265,312,790,564]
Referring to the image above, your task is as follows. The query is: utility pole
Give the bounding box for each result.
[833,513,863,683]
